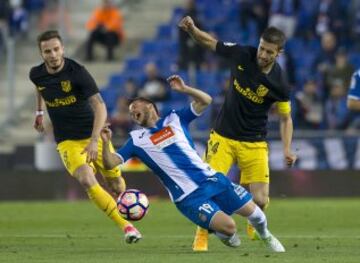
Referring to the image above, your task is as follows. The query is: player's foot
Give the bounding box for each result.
[124,225,142,244]
[246,222,260,240]
[262,234,285,252]
[217,233,241,248]
[192,227,208,252]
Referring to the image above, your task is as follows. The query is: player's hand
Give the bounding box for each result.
[34,115,44,132]
[82,139,98,163]
[284,150,297,167]
[178,16,195,32]
[100,125,113,143]
[167,75,189,93]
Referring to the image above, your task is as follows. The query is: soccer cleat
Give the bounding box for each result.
[217,233,241,248]
[246,222,260,240]
[192,227,209,251]
[124,225,142,244]
[262,234,285,252]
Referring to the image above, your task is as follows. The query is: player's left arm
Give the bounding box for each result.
[277,101,297,167]
[82,93,107,162]
[167,75,212,114]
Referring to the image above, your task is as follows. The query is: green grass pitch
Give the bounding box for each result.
[0,198,359,263]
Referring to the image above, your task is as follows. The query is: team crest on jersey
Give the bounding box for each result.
[61,80,72,93]
[150,126,176,149]
[256,85,269,97]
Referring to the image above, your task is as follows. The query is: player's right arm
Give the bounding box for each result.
[101,126,123,169]
[34,90,45,132]
[167,75,212,114]
[178,16,217,51]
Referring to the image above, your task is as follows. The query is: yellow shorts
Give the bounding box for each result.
[204,131,269,185]
[57,138,121,178]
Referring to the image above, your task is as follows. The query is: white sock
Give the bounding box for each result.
[215,231,232,240]
[247,206,270,239]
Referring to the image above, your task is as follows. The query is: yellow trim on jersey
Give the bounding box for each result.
[57,138,121,178]
[276,101,291,115]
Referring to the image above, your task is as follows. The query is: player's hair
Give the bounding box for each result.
[37,30,63,50]
[129,97,159,115]
[261,27,286,50]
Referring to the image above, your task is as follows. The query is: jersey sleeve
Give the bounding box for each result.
[76,66,99,98]
[175,103,201,126]
[116,138,135,163]
[215,41,251,60]
[276,101,292,115]
[348,71,360,100]
[29,67,38,86]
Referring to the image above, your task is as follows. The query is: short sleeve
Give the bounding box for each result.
[75,66,99,99]
[175,103,200,126]
[116,138,135,163]
[348,71,360,100]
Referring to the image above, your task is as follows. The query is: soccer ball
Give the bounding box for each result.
[117,189,149,221]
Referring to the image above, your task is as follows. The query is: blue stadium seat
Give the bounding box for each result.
[124,57,149,72]
[108,74,126,88]
[100,88,119,113]
[196,71,221,96]
[349,53,360,68]
[156,24,174,40]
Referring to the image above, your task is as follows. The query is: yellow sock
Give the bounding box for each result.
[86,183,130,230]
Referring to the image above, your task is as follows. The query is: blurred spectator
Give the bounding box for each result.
[178,0,205,70]
[38,0,72,36]
[314,0,348,43]
[294,79,324,129]
[348,0,360,50]
[325,79,349,129]
[0,0,10,53]
[123,78,138,99]
[239,0,270,35]
[323,48,354,98]
[8,0,29,38]
[268,0,299,38]
[312,31,337,74]
[138,62,170,102]
[109,97,133,142]
[277,51,296,87]
[85,0,125,61]
[211,75,229,126]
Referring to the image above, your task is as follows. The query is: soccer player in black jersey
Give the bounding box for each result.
[29,30,141,244]
[179,16,297,251]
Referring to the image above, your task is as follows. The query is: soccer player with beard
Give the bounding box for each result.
[179,16,297,251]
[101,75,286,252]
[29,30,141,244]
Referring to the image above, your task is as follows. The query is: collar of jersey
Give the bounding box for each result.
[148,117,165,133]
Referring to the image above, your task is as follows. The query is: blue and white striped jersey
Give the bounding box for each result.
[116,103,216,202]
[348,69,360,100]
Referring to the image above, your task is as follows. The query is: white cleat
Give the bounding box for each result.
[124,225,142,244]
[217,233,241,248]
[262,234,285,252]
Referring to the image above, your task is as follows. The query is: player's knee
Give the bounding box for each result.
[74,165,97,189]
[219,217,237,236]
[252,195,269,210]
[107,177,126,195]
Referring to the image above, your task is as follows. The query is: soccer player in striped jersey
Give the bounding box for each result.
[101,75,285,252]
